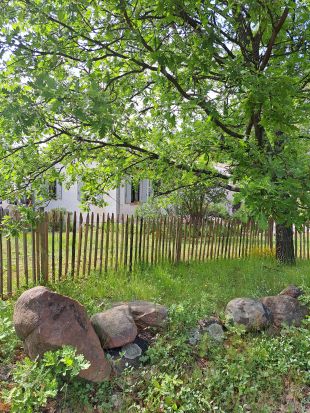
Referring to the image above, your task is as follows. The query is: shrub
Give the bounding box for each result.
[3,346,90,413]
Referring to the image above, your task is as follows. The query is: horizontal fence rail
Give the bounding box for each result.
[0,210,309,297]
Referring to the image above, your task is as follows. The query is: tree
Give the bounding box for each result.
[0,0,309,263]
[167,184,227,221]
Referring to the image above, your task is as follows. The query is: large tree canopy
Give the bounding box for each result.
[0,1,309,234]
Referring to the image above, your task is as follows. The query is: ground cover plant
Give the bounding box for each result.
[0,258,309,412]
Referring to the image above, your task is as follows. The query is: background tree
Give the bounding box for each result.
[168,184,227,221]
[0,0,309,263]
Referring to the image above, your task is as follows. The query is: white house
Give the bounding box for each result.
[41,179,151,217]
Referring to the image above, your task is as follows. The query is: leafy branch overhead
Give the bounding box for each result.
[0,0,309,226]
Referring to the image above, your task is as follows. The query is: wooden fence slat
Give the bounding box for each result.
[40,214,48,283]
[151,219,155,264]
[58,212,63,280]
[224,221,231,259]
[88,212,94,276]
[124,215,129,269]
[111,213,115,269]
[99,213,105,274]
[94,213,100,269]
[115,215,119,271]
[7,238,12,296]
[31,229,36,284]
[64,213,70,277]
[134,215,139,266]
[138,217,143,264]
[77,213,83,277]
[216,218,223,259]
[105,214,110,273]
[82,213,89,276]
[129,216,134,272]
[146,218,150,264]
[120,214,125,267]
[165,217,171,261]
[189,218,195,261]
[51,212,55,283]
[71,211,77,278]
[23,238,30,287]
[220,219,226,258]
[142,216,147,263]
[15,237,20,289]
[36,224,40,281]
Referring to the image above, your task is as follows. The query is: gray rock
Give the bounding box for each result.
[261,295,308,327]
[225,298,271,331]
[13,286,111,383]
[122,343,142,360]
[188,329,201,346]
[91,305,137,349]
[188,317,225,345]
[279,285,303,299]
[108,337,148,374]
[205,322,225,342]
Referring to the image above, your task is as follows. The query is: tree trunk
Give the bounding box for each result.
[275,223,295,264]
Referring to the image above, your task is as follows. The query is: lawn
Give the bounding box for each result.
[0,258,309,412]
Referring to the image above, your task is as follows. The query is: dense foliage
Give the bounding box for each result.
[0,0,309,233]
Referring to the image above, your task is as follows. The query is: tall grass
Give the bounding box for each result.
[54,258,310,315]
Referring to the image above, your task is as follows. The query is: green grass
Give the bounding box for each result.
[55,257,310,315]
[1,258,310,412]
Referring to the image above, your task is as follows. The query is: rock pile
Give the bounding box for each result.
[13,287,168,382]
[225,285,308,331]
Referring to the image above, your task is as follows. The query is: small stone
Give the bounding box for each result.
[205,323,225,342]
[122,343,142,360]
[188,329,201,345]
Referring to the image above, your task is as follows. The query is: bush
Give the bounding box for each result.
[3,346,90,413]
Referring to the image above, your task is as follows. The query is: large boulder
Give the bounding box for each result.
[261,295,308,327]
[13,286,111,382]
[225,298,271,331]
[279,285,303,299]
[91,305,137,349]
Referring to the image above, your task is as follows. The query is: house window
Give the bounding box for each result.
[125,179,150,204]
[49,182,57,200]
[49,181,62,200]
[131,184,140,203]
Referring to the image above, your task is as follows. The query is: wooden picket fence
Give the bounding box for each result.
[0,210,309,298]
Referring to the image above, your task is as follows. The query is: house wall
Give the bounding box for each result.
[1,179,150,219]
[119,184,140,216]
[43,183,118,218]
